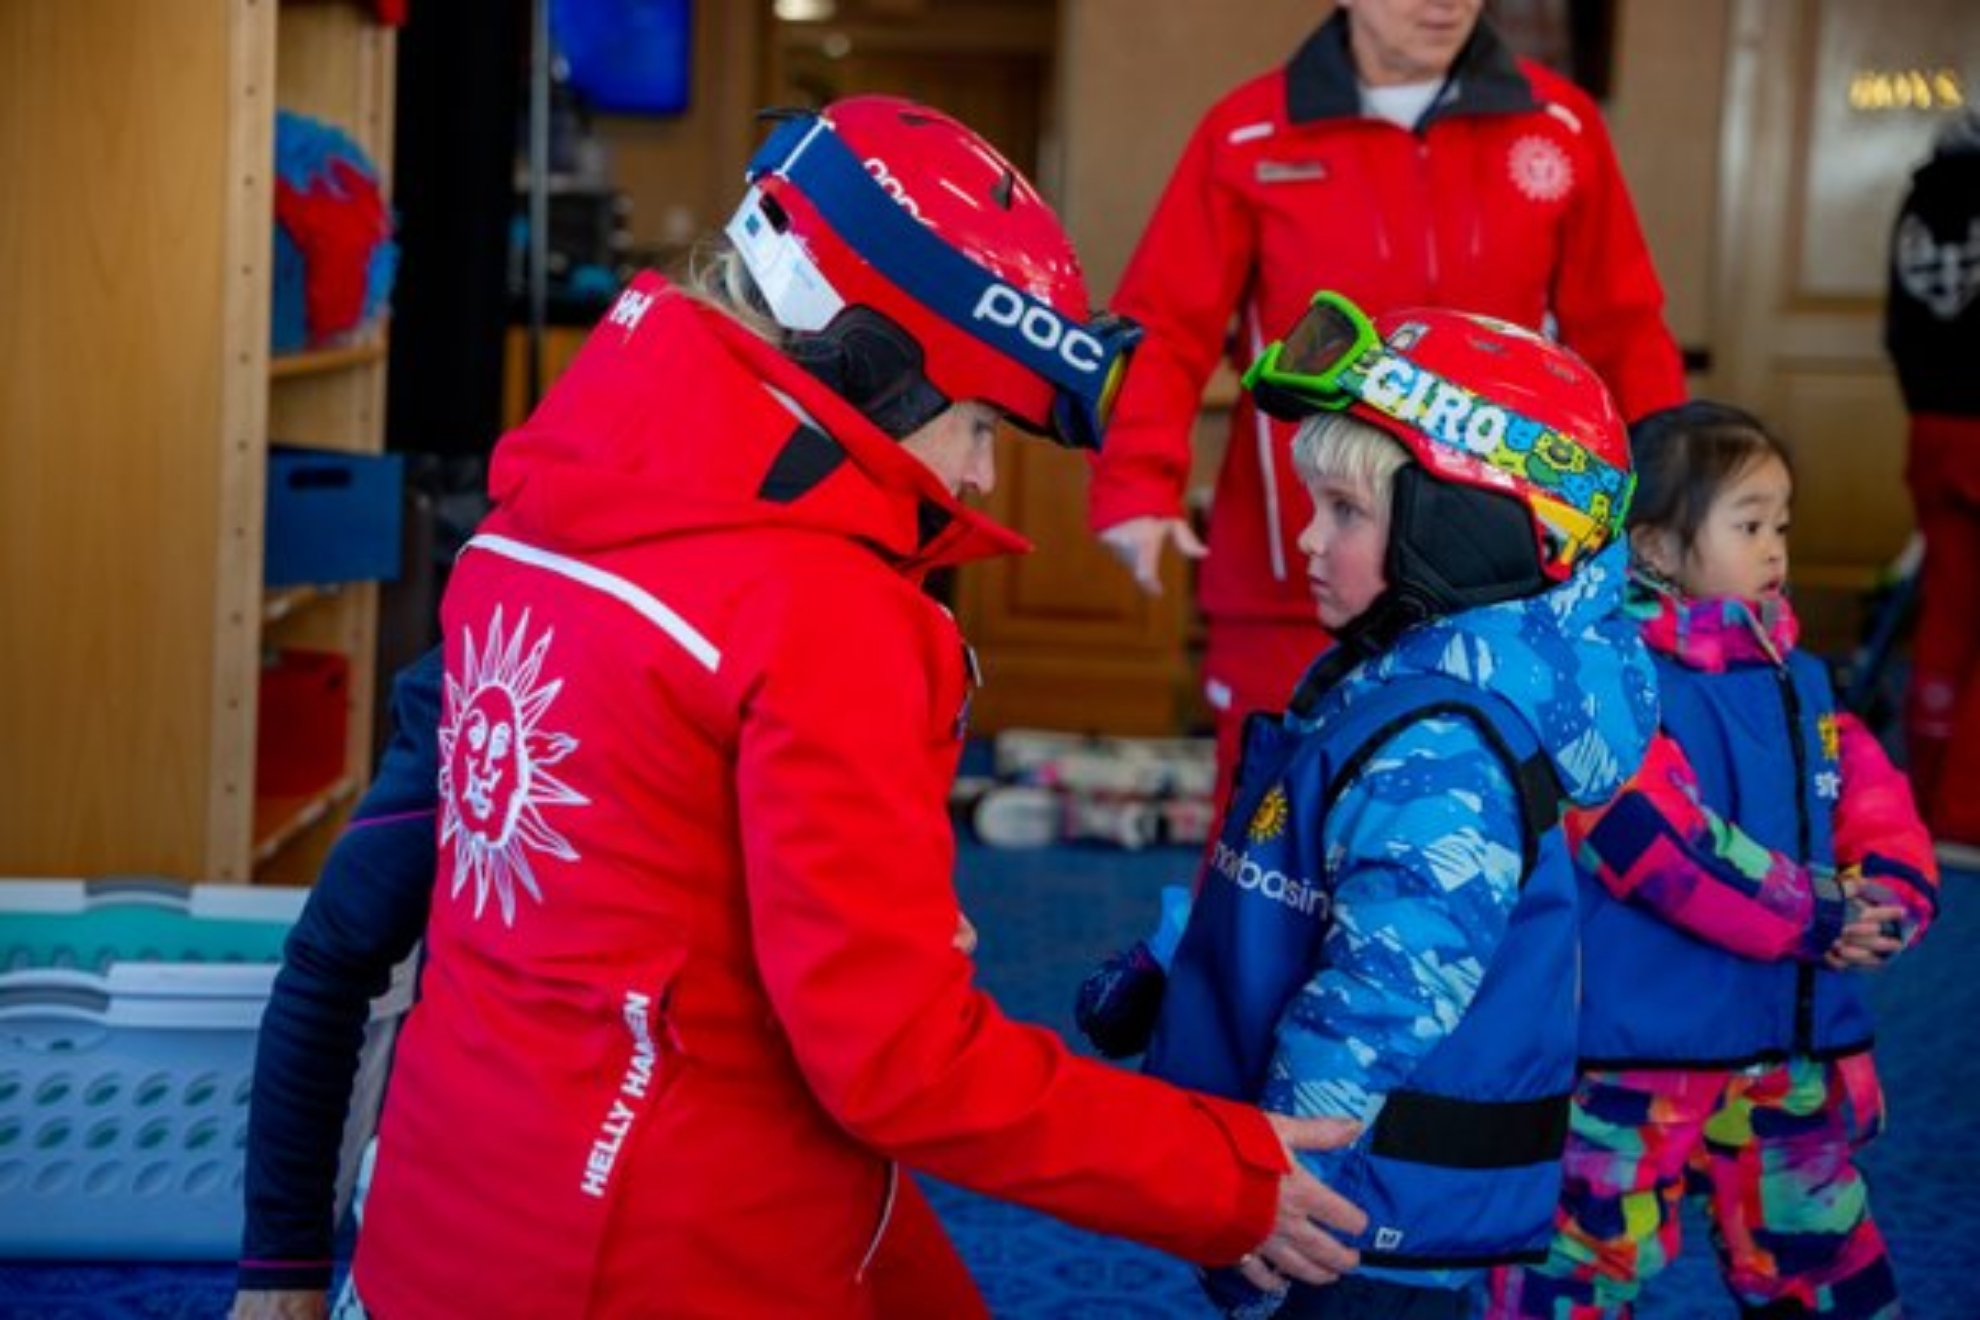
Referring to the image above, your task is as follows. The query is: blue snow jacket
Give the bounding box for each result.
[1146,543,1655,1303]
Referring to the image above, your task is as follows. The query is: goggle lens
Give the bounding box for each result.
[1094,341,1130,427]
[1242,291,1382,421]
[1281,299,1366,378]
[1047,312,1140,451]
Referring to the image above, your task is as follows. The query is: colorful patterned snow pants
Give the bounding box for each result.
[1488,1055,1899,1318]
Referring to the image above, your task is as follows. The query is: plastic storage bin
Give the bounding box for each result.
[0,878,412,1260]
[256,648,352,797]
[264,445,405,588]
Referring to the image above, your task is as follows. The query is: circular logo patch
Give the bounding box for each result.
[1508,135,1574,203]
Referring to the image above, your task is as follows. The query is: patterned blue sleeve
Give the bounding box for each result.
[1261,716,1525,1147]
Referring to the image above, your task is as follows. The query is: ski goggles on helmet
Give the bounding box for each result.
[744,112,1141,452]
[1240,290,1383,422]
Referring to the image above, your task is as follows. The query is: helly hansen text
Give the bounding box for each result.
[581,989,660,1198]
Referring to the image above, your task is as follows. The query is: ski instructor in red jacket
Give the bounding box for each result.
[349,95,1366,1319]
[1091,0,1686,804]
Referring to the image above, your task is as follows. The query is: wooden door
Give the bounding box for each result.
[1711,0,1977,639]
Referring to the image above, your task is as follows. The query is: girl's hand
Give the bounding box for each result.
[1825,897,1905,969]
[953,912,978,956]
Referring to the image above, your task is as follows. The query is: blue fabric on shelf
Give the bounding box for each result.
[4,846,1977,1318]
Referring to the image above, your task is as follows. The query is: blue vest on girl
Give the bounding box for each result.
[1576,648,1875,1069]
[1145,673,1577,1270]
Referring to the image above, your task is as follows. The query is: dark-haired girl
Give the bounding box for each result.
[1493,401,1940,1319]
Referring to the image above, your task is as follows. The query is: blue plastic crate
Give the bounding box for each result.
[0,879,410,1261]
[264,446,404,588]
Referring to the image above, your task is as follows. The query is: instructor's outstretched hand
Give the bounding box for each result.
[1098,515,1207,596]
[1240,1114,1367,1294]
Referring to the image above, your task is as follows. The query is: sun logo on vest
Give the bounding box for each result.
[439,606,590,926]
[1818,711,1842,765]
[1249,787,1290,843]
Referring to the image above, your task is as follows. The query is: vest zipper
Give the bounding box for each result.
[1777,668,1817,1051]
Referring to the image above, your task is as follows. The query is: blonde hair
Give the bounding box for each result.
[1291,412,1412,507]
[673,237,786,344]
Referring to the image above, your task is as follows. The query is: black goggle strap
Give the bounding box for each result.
[747,112,1142,450]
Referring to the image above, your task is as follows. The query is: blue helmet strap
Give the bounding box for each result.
[747,113,1138,449]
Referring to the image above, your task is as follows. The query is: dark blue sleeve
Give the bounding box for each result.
[237,644,443,1293]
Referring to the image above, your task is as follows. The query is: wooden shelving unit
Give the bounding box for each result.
[253,776,361,869]
[270,337,389,380]
[0,1,396,886]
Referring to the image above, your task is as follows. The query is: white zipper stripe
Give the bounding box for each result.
[465,533,722,673]
[1245,305,1287,582]
[855,1162,901,1282]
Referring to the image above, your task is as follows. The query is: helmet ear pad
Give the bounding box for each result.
[786,305,951,440]
[1383,464,1552,619]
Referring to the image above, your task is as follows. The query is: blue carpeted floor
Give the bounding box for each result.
[3,845,1976,1317]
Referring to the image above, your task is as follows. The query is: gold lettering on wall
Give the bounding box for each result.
[1848,68,1966,111]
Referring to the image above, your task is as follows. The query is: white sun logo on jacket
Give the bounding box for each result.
[438,606,589,926]
[1507,134,1573,203]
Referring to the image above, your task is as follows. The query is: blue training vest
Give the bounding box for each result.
[1576,648,1875,1069]
[1146,673,1577,1269]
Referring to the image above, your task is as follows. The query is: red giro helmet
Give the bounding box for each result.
[726,96,1139,451]
[1246,292,1633,580]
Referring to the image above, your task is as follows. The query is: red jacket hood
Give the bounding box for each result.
[484,271,1029,575]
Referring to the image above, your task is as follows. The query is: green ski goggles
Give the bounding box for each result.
[1240,290,1383,421]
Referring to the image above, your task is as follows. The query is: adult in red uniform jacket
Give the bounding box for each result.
[350,97,1364,1320]
[1090,0,1686,800]
[1887,107,1980,848]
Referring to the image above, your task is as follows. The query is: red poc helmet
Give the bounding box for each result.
[726,95,1138,450]
[1248,292,1634,581]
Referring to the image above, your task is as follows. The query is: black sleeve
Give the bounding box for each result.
[236,644,443,1293]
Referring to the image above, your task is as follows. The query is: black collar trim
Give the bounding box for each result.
[1284,13,1540,129]
[757,423,847,504]
[916,499,954,549]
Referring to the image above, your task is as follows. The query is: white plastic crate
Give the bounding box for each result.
[0,878,411,1260]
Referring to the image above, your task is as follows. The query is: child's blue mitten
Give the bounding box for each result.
[1073,885,1192,1058]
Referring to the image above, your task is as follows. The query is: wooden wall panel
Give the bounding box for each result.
[1774,368,1911,571]
[1056,0,1323,301]
[1607,0,1727,363]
